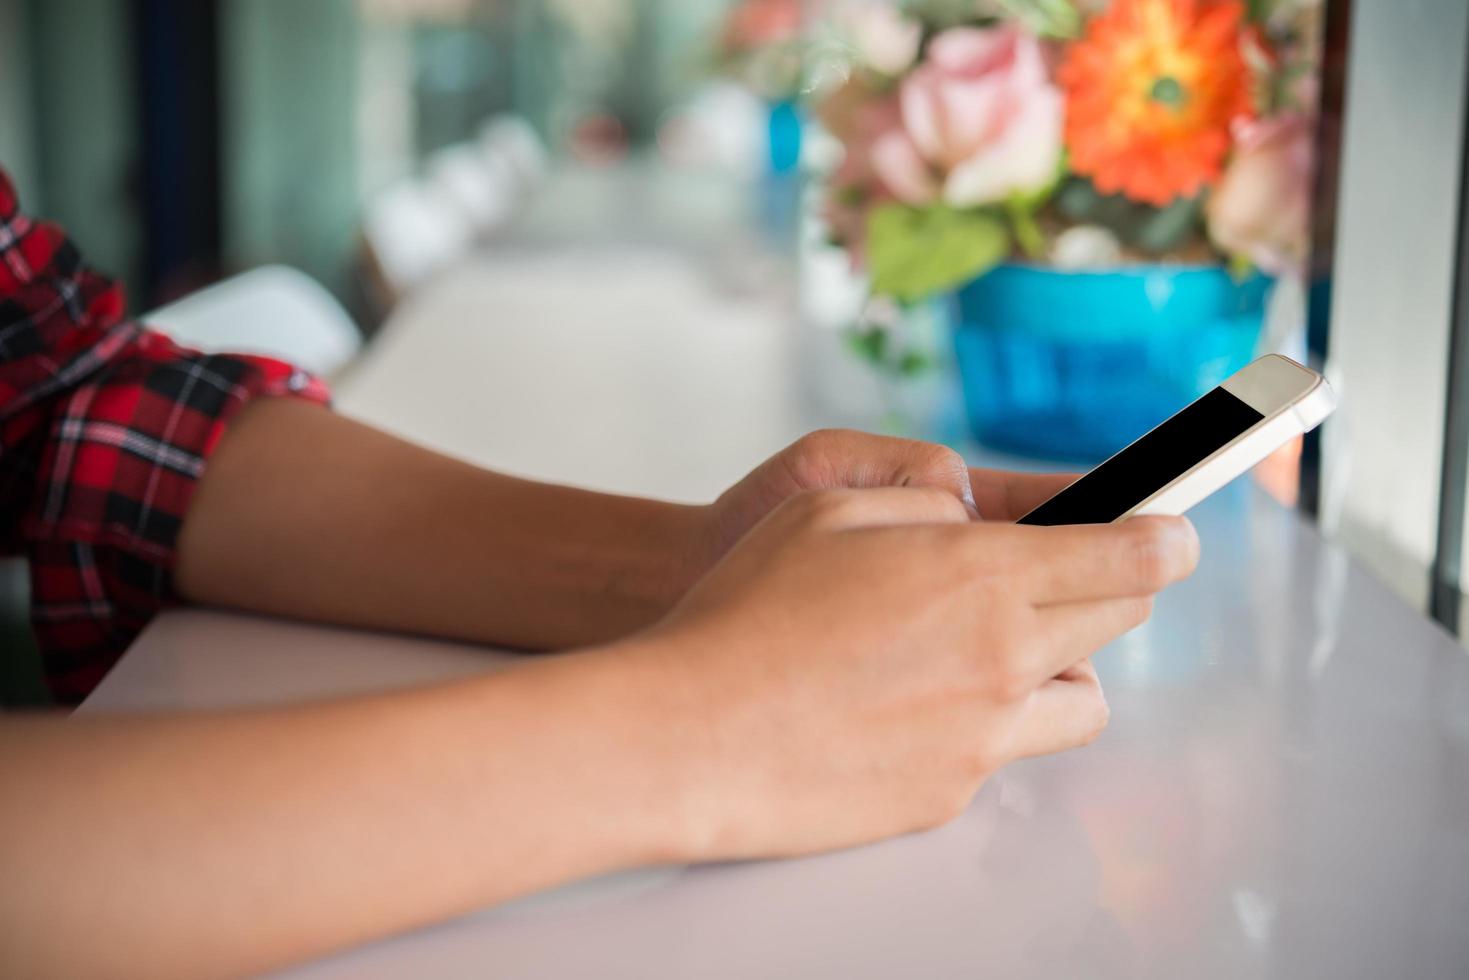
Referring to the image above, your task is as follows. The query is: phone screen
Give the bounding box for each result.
[1017,388,1265,526]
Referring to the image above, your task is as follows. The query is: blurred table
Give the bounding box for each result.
[82,175,1469,978]
[330,243,811,503]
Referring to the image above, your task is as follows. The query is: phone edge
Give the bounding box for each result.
[1127,372,1337,519]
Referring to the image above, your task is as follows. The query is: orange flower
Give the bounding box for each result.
[1059,0,1256,206]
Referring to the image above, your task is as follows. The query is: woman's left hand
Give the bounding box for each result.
[689,429,1080,585]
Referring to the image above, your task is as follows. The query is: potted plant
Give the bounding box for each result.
[812,0,1320,460]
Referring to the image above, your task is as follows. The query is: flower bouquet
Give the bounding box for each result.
[812,0,1320,460]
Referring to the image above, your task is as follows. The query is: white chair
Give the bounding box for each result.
[360,178,476,299]
[360,118,545,309]
[426,143,518,235]
[146,265,362,377]
[477,114,549,194]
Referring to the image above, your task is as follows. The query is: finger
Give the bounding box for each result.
[968,468,1080,522]
[783,430,978,516]
[788,486,973,533]
[1055,657,1097,685]
[1026,597,1152,684]
[1017,517,1200,603]
[1006,670,1110,762]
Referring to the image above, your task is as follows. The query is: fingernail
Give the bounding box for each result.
[1167,517,1200,565]
[961,483,980,520]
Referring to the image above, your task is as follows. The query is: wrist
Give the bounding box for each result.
[650,501,720,610]
[572,631,724,867]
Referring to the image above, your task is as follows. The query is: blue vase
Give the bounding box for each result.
[952,263,1271,462]
[757,101,804,241]
[767,100,802,175]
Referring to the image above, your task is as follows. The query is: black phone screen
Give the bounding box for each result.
[1017,388,1265,526]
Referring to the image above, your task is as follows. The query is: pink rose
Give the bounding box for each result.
[871,25,1063,207]
[1207,113,1315,276]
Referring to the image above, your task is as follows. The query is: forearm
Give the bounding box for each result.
[176,398,707,648]
[0,643,697,979]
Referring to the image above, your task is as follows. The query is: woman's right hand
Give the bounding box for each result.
[628,486,1199,863]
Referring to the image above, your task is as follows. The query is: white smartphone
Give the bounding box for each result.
[1017,354,1337,526]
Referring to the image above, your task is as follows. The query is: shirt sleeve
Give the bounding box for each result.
[0,168,332,704]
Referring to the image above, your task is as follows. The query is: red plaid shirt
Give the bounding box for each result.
[1,168,330,704]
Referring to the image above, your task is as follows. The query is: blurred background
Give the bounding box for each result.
[0,0,778,309]
[4,0,1469,705]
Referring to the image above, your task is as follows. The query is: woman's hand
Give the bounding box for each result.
[692,429,1081,585]
[623,486,1199,861]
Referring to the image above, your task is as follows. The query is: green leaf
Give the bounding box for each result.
[1056,177,1107,222]
[866,204,1010,303]
[898,350,935,377]
[901,0,998,30]
[1133,195,1203,254]
[1245,0,1274,24]
[1054,177,1205,255]
[990,0,1082,39]
[1227,252,1255,280]
[844,326,888,365]
[1006,197,1047,260]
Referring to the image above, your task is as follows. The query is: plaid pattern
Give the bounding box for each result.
[1,168,330,704]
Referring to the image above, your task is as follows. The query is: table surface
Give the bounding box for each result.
[82,175,1469,979]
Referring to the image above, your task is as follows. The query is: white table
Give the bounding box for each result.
[83,238,1469,978]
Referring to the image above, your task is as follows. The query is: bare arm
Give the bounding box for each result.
[175,398,710,649]
[0,648,694,979]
